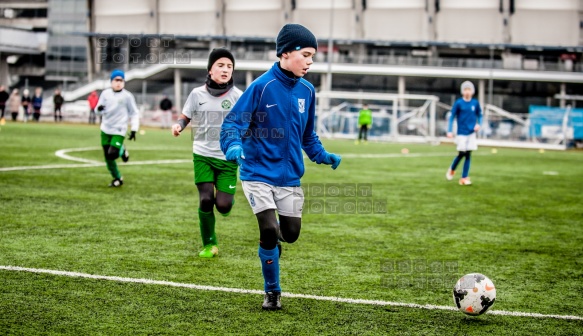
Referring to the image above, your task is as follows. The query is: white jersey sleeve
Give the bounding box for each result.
[127,91,140,132]
[182,90,198,120]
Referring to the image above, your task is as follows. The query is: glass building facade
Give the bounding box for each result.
[45,0,89,81]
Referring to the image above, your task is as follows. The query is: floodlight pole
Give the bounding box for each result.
[488,47,494,105]
[326,0,334,92]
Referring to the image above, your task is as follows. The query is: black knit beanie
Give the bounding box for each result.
[207,48,235,71]
[276,24,317,57]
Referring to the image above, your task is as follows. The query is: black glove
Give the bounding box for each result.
[97,105,105,112]
[128,131,136,141]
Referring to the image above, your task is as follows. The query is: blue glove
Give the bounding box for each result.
[225,145,245,166]
[323,152,341,170]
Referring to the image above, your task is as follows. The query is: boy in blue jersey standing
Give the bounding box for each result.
[446,81,482,185]
[220,24,341,310]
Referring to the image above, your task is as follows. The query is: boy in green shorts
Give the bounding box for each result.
[96,69,140,187]
[172,48,242,258]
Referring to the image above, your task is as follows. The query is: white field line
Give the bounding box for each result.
[340,153,468,159]
[0,163,103,172]
[0,147,484,172]
[55,147,102,164]
[0,265,581,321]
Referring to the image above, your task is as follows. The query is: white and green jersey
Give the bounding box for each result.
[96,88,140,136]
[182,85,242,160]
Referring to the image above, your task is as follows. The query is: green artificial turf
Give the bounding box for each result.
[0,123,581,335]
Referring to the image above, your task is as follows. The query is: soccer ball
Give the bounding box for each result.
[452,273,496,316]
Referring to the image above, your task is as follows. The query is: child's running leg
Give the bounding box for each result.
[279,215,301,243]
[462,151,472,178]
[447,151,465,180]
[451,151,466,171]
[196,182,218,258]
[256,209,281,295]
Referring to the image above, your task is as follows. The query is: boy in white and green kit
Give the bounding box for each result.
[172,48,242,258]
[96,69,140,187]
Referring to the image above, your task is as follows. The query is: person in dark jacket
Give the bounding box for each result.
[31,87,43,122]
[53,89,64,122]
[0,85,9,125]
[159,95,173,129]
[21,89,31,122]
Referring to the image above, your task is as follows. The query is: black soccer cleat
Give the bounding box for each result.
[262,291,282,310]
[109,178,124,187]
[121,149,130,162]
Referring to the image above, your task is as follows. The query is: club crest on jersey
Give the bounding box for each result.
[298,99,305,113]
[221,99,231,109]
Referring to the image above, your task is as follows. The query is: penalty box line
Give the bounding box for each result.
[0,265,581,321]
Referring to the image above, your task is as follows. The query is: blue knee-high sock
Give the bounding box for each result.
[258,245,281,293]
[462,152,472,178]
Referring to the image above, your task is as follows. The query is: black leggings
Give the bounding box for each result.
[196,182,234,215]
[32,109,40,121]
[358,125,369,141]
[54,106,62,121]
[452,151,471,170]
[256,209,301,250]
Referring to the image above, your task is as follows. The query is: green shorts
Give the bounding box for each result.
[101,131,125,150]
[193,153,238,195]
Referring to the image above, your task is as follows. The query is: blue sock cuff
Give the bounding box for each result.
[258,246,278,258]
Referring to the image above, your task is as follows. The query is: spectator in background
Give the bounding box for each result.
[87,90,99,124]
[53,89,64,122]
[8,89,20,121]
[356,103,372,144]
[21,89,31,122]
[0,86,8,125]
[159,95,173,129]
[32,87,43,122]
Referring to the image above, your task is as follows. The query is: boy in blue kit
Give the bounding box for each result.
[446,81,482,185]
[220,24,341,310]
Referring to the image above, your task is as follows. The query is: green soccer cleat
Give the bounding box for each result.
[199,245,218,258]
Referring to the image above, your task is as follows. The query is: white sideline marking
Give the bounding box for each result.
[0,163,103,172]
[340,153,462,159]
[0,147,191,172]
[0,147,480,172]
[0,265,581,321]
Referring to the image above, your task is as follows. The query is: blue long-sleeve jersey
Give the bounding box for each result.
[220,62,328,187]
[448,98,483,135]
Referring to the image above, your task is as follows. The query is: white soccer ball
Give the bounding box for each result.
[452,273,496,316]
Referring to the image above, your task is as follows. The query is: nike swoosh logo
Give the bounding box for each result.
[228,185,236,189]
[266,104,277,108]
[115,142,121,146]
[199,102,207,105]
[485,283,495,291]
